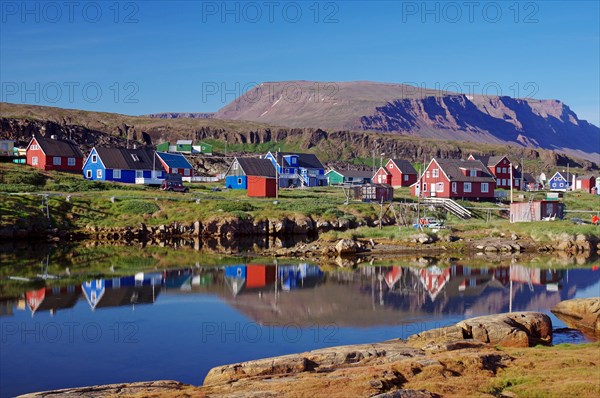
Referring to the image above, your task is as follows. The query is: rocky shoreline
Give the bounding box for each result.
[18,299,600,398]
[1,214,599,259]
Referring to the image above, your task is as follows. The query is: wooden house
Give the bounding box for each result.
[225,157,277,197]
[26,135,83,172]
[352,183,394,202]
[378,159,418,187]
[548,171,575,191]
[412,158,496,200]
[468,154,520,189]
[574,175,596,193]
[156,152,194,177]
[265,152,327,187]
[83,147,165,184]
[326,169,373,185]
[509,200,564,223]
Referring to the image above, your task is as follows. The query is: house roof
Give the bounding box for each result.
[32,135,83,158]
[236,157,276,177]
[577,175,596,180]
[375,166,391,175]
[273,152,324,169]
[469,154,508,167]
[433,159,496,183]
[389,159,417,174]
[94,147,156,170]
[329,169,374,178]
[176,140,193,145]
[156,152,193,169]
[553,171,575,181]
[522,173,536,183]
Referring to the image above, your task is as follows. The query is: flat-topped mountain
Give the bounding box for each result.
[214,81,599,162]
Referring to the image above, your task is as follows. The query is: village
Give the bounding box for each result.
[1,135,599,228]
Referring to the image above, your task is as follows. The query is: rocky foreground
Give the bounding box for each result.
[18,304,600,398]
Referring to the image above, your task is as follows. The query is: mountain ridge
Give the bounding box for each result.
[212,81,599,162]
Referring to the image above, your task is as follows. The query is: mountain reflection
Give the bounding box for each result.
[3,261,598,327]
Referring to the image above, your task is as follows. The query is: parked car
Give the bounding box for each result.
[161,180,189,193]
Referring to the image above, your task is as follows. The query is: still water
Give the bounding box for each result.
[1,247,599,397]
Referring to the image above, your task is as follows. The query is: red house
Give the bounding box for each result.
[468,154,519,190]
[412,158,496,200]
[26,135,83,172]
[226,157,277,198]
[378,159,418,187]
[574,175,596,193]
[372,167,391,185]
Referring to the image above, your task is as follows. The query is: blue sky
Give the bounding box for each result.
[1,1,599,125]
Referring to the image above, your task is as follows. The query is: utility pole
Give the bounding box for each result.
[509,162,514,203]
[275,150,279,199]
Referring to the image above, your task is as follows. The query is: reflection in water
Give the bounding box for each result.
[1,255,598,398]
[5,261,596,326]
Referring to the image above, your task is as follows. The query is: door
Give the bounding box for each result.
[430,183,437,196]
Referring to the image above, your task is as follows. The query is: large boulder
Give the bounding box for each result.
[409,312,552,348]
[551,297,600,339]
[335,238,359,255]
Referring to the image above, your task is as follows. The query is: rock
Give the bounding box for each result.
[412,233,432,244]
[484,246,498,253]
[551,298,600,338]
[335,238,359,254]
[511,233,519,241]
[409,312,552,348]
[17,380,190,397]
[372,390,442,398]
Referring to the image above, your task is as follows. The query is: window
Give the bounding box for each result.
[184,169,190,176]
[86,170,92,178]
[502,167,507,173]
[96,169,102,178]
[481,183,489,193]
[500,179,505,186]
[113,169,121,179]
[432,169,439,178]
[92,155,97,163]
[464,182,472,192]
[291,157,297,164]
[32,156,38,165]
[131,154,140,162]
[233,162,238,170]
[515,179,520,187]
[30,144,39,150]
[496,166,501,173]
[136,170,143,178]
[436,182,444,192]
[426,171,430,178]
[172,168,178,174]
[422,182,427,191]
[559,182,564,187]
[389,163,394,169]
[451,182,457,192]
[470,169,477,177]
[237,178,242,185]
[404,174,409,181]
[68,157,75,166]
[53,156,61,165]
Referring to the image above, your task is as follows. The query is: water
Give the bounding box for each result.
[0,246,599,397]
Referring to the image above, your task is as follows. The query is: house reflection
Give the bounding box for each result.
[25,285,82,316]
[82,272,163,310]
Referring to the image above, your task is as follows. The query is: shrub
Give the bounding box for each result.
[217,201,256,212]
[119,200,160,215]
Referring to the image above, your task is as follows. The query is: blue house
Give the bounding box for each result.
[224,157,276,190]
[548,171,575,192]
[83,147,165,184]
[264,151,327,188]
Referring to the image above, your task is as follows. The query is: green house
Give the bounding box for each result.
[156,142,170,152]
[193,142,213,155]
[175,140,193,154]
[326,169,373,186]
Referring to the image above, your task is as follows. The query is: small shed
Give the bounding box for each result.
[352,183,394,203]
[156,142,170,152]
[175,140,193,154]
[574,175,596,193]
[193,142,213,155]
[509,200,564,223]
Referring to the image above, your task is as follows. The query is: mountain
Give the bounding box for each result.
[214,81,600,162]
